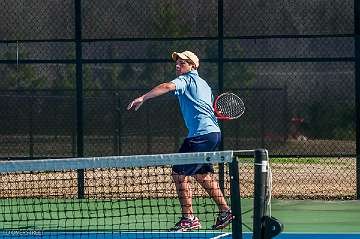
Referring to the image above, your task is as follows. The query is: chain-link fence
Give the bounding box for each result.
[0,0,358,199]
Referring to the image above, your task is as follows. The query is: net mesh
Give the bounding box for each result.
[0,151,244,238]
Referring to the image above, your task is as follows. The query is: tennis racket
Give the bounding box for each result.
[214,92,245,120]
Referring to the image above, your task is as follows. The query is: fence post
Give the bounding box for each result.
[218,0,225,193]
[355,0,360,200]
[113,92,122,155]
[29,91,34,158]
[75,0,85,199]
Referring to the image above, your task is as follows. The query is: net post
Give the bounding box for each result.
[77,169,85,199]
[229,156,243,239]
[253,149,268,239]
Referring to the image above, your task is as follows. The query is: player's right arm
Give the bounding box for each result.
[127,82,176,111]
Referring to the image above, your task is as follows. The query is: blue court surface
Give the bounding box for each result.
[1,232,360,239]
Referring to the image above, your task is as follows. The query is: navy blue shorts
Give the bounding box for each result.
[172,132,221,176]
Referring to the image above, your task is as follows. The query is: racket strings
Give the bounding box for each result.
[217,94,245,118]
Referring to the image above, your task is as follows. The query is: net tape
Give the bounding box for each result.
[0,151,234,173]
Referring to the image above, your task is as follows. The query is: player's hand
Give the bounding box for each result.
[214,110,222,117]
[127,97,144,111]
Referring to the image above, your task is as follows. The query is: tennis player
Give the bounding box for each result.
[127,50,233,232]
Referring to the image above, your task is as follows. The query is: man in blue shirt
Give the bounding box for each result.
[127,51,233,232]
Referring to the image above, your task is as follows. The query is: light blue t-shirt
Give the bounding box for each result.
[171,70,220,138]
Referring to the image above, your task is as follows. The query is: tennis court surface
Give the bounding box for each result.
[1,232,360,239]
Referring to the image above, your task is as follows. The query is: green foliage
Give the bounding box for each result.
[224,63,256,89]
[56,51,76,90]
[62,64,76,89]
[111,2,192,89]
[1,50,45,89]
[152,2,191,38]
[83,65,99,90]
[1,49,77,91]
[302,101,355,140]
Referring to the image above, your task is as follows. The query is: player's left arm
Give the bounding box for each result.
[127,82,176,111]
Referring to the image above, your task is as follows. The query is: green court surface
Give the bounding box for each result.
[1,198,359,233]
[271,199,360,233]
[0,198,252,232]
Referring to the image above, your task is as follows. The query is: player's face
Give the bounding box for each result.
[176,59,193,76]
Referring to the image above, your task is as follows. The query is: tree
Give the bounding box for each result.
[0,50,45,89]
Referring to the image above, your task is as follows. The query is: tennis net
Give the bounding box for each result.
[0,150,270,239]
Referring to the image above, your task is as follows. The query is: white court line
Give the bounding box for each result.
[209,232,232,239]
